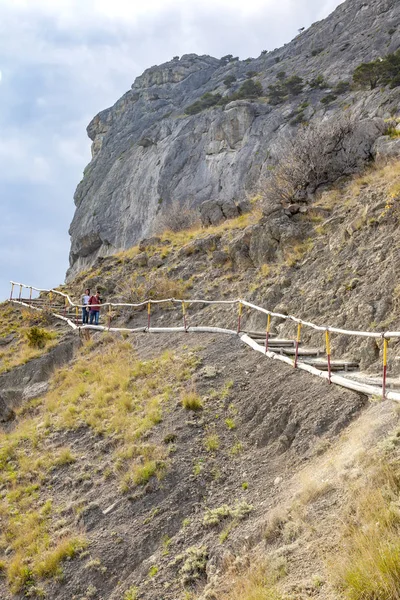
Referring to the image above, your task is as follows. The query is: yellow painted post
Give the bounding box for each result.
[294,323,302,368]
[383,337,389,399]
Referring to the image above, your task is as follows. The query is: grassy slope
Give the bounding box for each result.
[2,163,400,598]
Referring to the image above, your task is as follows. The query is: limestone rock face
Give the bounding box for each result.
[67,0,400,279]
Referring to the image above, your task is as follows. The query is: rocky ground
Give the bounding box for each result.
[2,319,398,600]
[3,159,400,598]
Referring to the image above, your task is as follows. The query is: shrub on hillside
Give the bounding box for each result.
[185,80,264,115]
[25,326,53,349]
[152,199,200,234]
[264,115,375,205]
[268,73,304,105]
[185,92,222,115]
[223,75,236,87]
[309,74,328,89]
[353,49,400,90]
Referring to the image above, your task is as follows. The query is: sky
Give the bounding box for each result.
[0,0,344,300]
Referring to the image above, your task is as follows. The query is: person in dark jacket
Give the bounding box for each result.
[89,291,101,325]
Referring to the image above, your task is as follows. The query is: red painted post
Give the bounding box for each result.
[265,313,271,354]
[108,304,112,330]
[325,330,332,384]
[294,323,301,368]
[237,302,242,334]
[383,337,389,399]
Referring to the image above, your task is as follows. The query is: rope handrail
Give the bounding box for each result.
[9,280,399,339]
[8,280,400,403]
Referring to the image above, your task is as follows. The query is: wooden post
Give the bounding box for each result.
[265,313,271,354]
[147,302,151,330]
[294,323,301,368]
[108,304,112,330]
[18,284,22,301]
[237,302,243,334]
[75,306,79,326]
[9,283,14,301]
[325,330,332,384]
[182,302,188,332]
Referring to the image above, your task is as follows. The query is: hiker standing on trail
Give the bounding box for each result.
[89,290,101,325]
[81,288,90,324]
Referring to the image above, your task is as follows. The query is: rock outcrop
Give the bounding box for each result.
[67,0,400,279]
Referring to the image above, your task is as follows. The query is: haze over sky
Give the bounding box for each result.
[0,0,344,300]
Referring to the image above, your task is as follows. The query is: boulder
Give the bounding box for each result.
[0,393,14,422]
[200,200,251,227]
[372,136,400,162]
[139,237,161,252]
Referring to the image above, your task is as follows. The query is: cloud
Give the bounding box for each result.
[0,0,344,300]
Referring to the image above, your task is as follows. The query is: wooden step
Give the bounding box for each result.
[303,359,359,372]
[265,339,296,348]
[281,347,322,357]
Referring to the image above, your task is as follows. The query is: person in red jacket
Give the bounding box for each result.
[89,291,101,325]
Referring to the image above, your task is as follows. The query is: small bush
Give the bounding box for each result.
[204,434,220,452]
[25,327,53,349]
[309,74,328,89]
[203,501,253,526]
[185,92,222,115]
[268,73,304,105]
[132,460,162,486]
[224,75,237,87]
[124,587,138,600]
[321,93,337,105]
[176,546,208,585]
[152,198,200,234]
[311,47,324,56]
[335,80,351,94]
[181,391,203,411]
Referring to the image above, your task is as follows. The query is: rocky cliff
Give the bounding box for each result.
[67,0,400,278]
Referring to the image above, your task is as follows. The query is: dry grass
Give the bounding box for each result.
[0,336,199,594]
[218,561,286,600]
[117,271,189,303]
[283,238,314,268]
[329,454,400,599]
[0,303,59,375]
[181,390,203,411]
